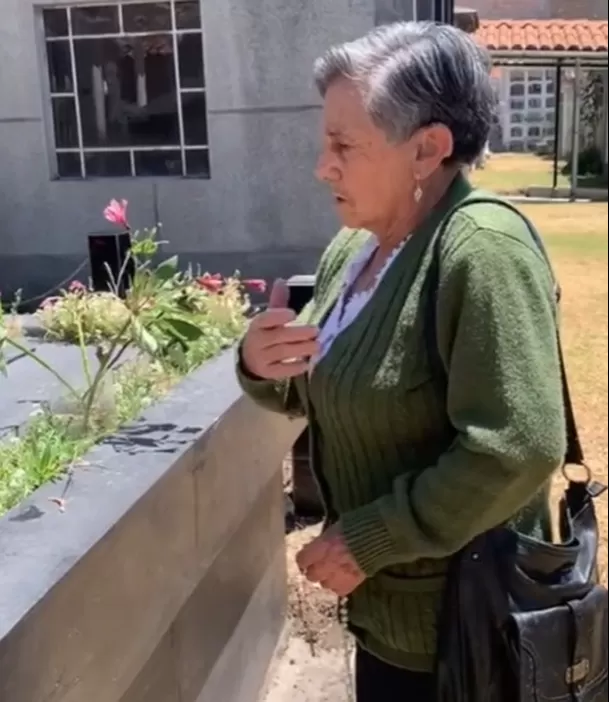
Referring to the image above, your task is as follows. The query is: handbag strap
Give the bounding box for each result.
[424,194,586,469]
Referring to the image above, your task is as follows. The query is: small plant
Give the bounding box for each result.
[37,286,131,343]
[0,290,23,340]
[0,409,94,514]
[1,198,262,431]
[0,197,265,516]
[562,145,606,178]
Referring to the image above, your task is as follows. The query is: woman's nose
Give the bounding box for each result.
[315,151,340,184]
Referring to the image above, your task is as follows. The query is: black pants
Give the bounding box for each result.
[356,646,435,701]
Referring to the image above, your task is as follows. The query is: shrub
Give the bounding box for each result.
[2,197,265,432]
[562,145,605,177]
[35,198,265,370]
[37,287,131,343]
[0,197,267,516]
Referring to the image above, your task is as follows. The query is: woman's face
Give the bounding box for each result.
[315,78,416,233]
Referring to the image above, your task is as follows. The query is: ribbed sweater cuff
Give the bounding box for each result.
[235,342,262,382]
[235,344,276,398]
[340,502,397,577]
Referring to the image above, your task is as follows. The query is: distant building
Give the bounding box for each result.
[474,19,608,162]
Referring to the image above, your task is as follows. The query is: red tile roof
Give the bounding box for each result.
[475,20,608,53]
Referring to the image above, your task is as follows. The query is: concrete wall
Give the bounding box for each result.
[0,351,306,702]
[464,0,552,20]
[0,0,378,300]
[465,0,607,19]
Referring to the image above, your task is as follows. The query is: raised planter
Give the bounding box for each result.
[0,350,303,702]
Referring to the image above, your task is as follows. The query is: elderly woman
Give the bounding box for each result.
[237,22,565,700]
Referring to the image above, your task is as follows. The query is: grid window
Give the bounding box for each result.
[42,1,209,179]
[510,83,525,96]
[526,112,544,123]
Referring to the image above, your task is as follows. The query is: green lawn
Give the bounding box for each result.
[519,202,608,583]
[521,202,609,256]
[471,153,569,194]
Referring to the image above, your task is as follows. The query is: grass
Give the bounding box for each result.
[470,153,569,194]
[0,415,95,511]
[473,158,608,568]
[521,202,608,584]
[471,151,609,196]
[0,359,178,515]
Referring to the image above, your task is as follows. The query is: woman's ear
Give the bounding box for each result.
[413,124,454,178]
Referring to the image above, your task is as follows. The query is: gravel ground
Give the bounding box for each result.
[262,523,355,702]
[262,635,352,702]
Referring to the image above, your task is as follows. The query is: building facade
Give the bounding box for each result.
[466,0,608,156]
[475,19,608,158]
[465,0,607,20]
[0,0,451,301]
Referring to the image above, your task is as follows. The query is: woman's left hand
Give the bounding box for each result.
[296,524,366,597]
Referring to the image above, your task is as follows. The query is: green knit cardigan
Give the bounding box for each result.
[237,175,566,672]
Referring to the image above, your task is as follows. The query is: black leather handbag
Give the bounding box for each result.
[426,196,608,702]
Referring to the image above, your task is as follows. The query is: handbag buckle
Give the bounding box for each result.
[561,461,592,485]
[565,658,590,685]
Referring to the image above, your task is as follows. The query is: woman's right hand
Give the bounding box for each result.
[241,279,320,380]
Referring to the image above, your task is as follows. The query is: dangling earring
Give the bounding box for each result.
[414,182,423,203]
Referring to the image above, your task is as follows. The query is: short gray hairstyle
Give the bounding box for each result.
[313,22,495,165]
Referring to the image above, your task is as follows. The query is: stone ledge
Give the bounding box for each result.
[0,349,302,702]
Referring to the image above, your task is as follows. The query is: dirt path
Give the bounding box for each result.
[262,636,351,702]
[263,524,355,702]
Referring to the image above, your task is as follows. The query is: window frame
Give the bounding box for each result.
[39,1,210,180]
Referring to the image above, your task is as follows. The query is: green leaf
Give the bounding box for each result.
[166,344,189,370]
[0,331,8,376]
[131,320,160,357]
[162,316,205,342]
[154,255,179,282]
[131,238,158,259]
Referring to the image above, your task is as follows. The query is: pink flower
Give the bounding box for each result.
[196,273,224,293]
[68,280,87,294]
[103,199,129,229]
[40,296,60,309]
[243,279,267,294]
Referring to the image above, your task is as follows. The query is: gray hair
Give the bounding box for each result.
[313,22,495,165]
